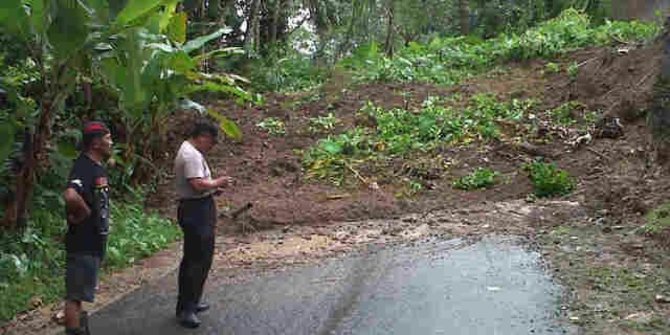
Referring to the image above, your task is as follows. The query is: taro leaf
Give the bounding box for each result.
[322,140,343,155]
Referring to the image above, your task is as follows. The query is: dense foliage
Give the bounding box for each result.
[303,95,535,185]
[0,193,179,322]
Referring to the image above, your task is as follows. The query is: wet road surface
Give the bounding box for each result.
[89,236,571,334]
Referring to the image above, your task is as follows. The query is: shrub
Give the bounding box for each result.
[643,203,670,236]
[526,161,575,197]
[453,168,499,190]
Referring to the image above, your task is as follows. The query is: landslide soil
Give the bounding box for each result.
[151,41,669,236]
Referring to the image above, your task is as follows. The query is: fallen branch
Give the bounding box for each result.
[637,70,656,87]
[587,147,609,161]
[344,161,368,185]
[577,57,598,68]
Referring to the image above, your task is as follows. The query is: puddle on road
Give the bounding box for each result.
[90,236,573,335]
[323,236,569,335]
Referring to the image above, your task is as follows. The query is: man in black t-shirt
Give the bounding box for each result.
[62,122,113,335]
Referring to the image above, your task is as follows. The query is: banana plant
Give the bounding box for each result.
[0,0,249,229]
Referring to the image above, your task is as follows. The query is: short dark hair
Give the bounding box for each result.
[190,120,219,140]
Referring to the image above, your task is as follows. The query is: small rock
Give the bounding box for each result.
[53,310,65,324]
[655,294,670,304]
[29,296,43,308]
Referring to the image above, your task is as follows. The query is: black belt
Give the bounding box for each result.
[178,195,213,203]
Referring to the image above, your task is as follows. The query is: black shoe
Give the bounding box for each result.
[195,303,210,313]
[65,328,85,335]
[176,302,209,316]
[80,311,90,335]
[178,311,201,329]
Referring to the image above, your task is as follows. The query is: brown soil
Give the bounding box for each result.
[150,40,669,237]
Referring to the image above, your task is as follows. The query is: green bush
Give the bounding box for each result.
[0,198,180,322]
[248,55,326,93]
[526,161,575,197]
[338,9,659,86]
[453,168,499,190]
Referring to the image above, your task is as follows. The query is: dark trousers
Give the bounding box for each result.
[177,196,216,313]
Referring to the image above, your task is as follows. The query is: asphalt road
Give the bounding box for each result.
[89,236,572,335]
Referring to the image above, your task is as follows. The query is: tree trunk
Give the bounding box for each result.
[384,0,395,57]
[268,0,277,45]
[11,98,54,229]
[458,0,469,35]
[245,0,261,54]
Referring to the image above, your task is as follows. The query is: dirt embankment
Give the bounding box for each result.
[151,41,669,236]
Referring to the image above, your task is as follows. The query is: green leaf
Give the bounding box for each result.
[0,122,16,163]
[27,0,47,35]
[166,11,186,44]
[322,141,342,155]
[0,0,29,35]
[47,0,90,60]
[187,81,251,102]
[56,141,78,160]
[183,27,232,53]
[166,51,196,74]
[206,109,242,141]
[114,0,168,26]
[220,117,242,141]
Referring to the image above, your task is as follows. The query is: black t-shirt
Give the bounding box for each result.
[65,154,110,256]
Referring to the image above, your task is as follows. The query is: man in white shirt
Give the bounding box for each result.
[173,121,232,328]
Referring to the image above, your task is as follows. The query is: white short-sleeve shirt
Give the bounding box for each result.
[174,140,213,200]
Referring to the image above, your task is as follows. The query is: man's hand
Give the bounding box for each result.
[214,176,233,188]
[67,204,91,224]
[64,188,91,224]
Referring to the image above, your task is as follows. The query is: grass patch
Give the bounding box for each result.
[308,113,339,134]
[643,203,670,236]
[256,117,286,136]
[453,168,499,190]
[526,161,575,197]
[0,196,180,322]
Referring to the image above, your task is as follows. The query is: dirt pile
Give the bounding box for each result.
[150,40,670,237]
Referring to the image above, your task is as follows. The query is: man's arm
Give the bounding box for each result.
[188,176,232,192]
[63,188,90,224]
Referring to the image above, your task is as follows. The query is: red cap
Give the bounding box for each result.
[83,121,109,135]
